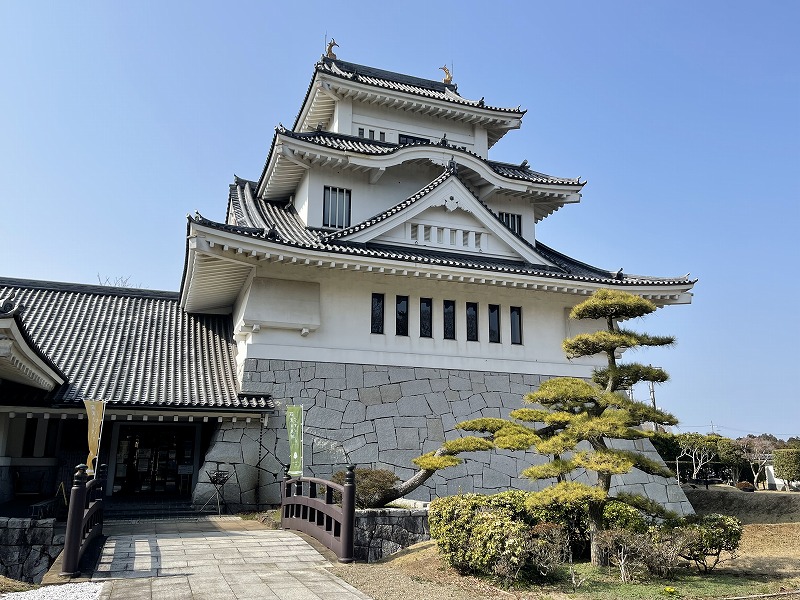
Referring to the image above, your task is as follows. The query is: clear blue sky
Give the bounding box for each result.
[2,2,798,439]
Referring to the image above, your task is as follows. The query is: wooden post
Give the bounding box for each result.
[60,464,88,577]
[95,464,107,535]
[339,464,356,563]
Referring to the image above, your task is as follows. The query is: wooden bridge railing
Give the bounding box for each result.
[60,463,106,577]
[280,464,355,563]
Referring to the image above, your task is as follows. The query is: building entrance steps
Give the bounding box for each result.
[88,517,372,600]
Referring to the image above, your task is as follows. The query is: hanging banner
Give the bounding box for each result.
[84,399,106,475]
[286,405,303,477]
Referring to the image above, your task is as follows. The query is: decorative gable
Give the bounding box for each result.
[331,171,558,266]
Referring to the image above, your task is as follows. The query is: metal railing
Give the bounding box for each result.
[280,464,355,563]
[60,464,106,577]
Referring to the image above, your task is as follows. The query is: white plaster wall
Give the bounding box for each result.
[238,262,604,377]
[484,195,538,246]
[350,102,477,154]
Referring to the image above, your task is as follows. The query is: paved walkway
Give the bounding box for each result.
[90,518,372,600]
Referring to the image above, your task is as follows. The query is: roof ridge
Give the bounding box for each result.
[0,277,179,300]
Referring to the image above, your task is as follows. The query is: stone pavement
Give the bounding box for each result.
[90,517,372,599]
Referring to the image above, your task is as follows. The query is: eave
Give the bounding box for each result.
[181,220,694,315]
[259,133,583,221]
[297,74,523,148]
[0,316,66,391]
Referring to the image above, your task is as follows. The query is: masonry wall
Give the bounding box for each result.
[194,359,694,515]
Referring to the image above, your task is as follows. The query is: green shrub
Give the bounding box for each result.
[330,468,399,508]
[603,500,647,533]
[773,449,800,487]
[429,492,566,582]
[678,513,743,572]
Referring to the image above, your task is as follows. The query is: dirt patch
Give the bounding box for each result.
[684,486,800,524]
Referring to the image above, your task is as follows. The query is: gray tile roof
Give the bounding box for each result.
[276,129,581,186]
[315,57,524,115]
[0,278,272,411]
[217,176,693,287]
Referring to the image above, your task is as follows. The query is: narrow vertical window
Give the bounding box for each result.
[420,298,432,338]
[466,302,479,341]
[443,300,456,340]
[371,293,384,334]
[369,129,375,139]
[358,127,364,137]
[323,186,351,229]
[488,304,501,343]
[510,306,523,345]
[396,295,409,336]
[379,132,386,142]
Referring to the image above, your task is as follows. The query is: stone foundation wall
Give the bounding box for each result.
[197,359,693,515]
[0,518,64,583]
[354,508,429,562]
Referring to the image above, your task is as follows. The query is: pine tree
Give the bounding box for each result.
[415,289,680,565]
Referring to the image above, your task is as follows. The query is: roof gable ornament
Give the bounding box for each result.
[439,64,452,84]
[0,293,24,317]
[326,38,338,60]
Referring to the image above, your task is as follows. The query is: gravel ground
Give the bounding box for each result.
[1,582,103,600]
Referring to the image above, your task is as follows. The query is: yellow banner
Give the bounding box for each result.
[84,400,106,474]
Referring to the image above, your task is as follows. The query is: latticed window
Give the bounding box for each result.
[466,302,479,341]
[510,306,523,345]
[371,293,384,334]
[443,300,456,340]
[420,298,432,338]
[488,304,501,343]
[499,212,522,235]
[396,295,409,336]
[323,186,351,229]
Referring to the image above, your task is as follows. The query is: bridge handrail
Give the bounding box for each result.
[280,464,355,563]
[60,464,106,577]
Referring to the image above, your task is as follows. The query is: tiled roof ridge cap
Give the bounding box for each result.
[316,56,525,115]
[0,276,179,300]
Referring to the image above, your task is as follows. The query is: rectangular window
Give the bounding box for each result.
[466,302,479,341]
[443,300,456,340]
[420,297,432,338]
[371,293,385,334]
[323,186,351,229]
[499,212,522,235]
[510,306,523,345]
[398,133,430,145]
[488,304,501,343]
[358,127,364,137]
[369,129,375,140]
[379,132,386,142]
[396,295,409,336]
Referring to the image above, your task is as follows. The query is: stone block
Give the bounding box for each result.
[359,387,382,405]
[448,375,472,390]
[414,368,441,380]
[366,403,399,420]
[364,371,390,387]
[380,384,402,403]
[244,358,258,372]
[393,416,428,427]
[274,370,290,383]
[326,396,348,412]
[375,418,398,450]
[342,401,366,423]
[424,392,449,415]
[354,421,374,436]
[484,375,511,392]
[349,443,379,464]
[396,428,420,450]
[346,364,365,389]
[490,453,518,478]
[468,394,488,413]
[203,441,243,464]
[257,359,270,372]
[388,367,416,383]
[344,435,367,454]
[400,379,433,396]
[482,469,512,490]
[300,366,315,381]
[316,362,346,378]
[306,406,343,429]
[396,395,431,417]
[379,449,423,469]
[325,377,347,391]
[429,378,448,392]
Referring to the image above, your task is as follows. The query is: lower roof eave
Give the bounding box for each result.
[0,405,275,418]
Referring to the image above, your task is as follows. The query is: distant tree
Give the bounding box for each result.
[97,274,140,288]
[772,450,800,491]
[736,435,775,489]
[676,433,718,481]
[715,437,748,484]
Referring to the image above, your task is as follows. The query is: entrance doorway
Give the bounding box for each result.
[111,425,198,496]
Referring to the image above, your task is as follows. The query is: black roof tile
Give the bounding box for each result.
[0,278,273,411]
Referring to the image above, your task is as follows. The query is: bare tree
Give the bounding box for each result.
[96,274,141,288]
[736,435,775,489]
